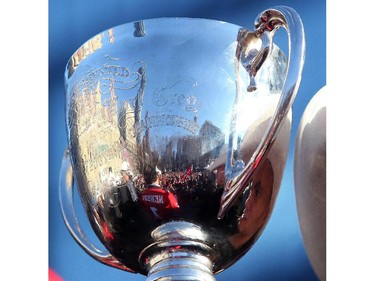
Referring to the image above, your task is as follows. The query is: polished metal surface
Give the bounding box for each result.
[60,5,305,280]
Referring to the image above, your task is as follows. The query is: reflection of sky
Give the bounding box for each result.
[49,1,326,280]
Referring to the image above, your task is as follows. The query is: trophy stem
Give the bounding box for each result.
[146,250,215,281]
[140,221,217,281]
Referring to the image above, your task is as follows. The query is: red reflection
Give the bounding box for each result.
[49,268,63,281]
[180,164,193,182]
[140,186,180,219]
[101,221,114,241]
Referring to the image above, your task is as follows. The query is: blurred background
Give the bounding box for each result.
[49,0,325,280]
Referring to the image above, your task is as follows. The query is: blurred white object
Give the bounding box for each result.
[294,86,326,280]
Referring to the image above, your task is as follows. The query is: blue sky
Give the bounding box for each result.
[48,1,325,280]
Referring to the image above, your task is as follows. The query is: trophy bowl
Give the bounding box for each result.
[60,5,305,280]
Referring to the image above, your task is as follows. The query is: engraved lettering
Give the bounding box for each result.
[152,77,201,116]
[70,60,145,101]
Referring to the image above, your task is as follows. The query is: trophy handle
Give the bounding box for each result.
[59,148,136,272]
[218,5,305,219]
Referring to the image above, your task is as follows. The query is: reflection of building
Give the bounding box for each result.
[118,101,137,154]
[72,34,103,67]
[156,120,225,172]
[108,28,115,43]
[69,80,122,196]
[67,33,103,78]
[199,121,225,156]
[176,137,200,169]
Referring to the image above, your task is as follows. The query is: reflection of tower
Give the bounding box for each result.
[141,111,152,168]
[118,101,136,150]
[134,66,146,144]
[163,139,175,171]
[105,78,118,124]
[144,112,150,151]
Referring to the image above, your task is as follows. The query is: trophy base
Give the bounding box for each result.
[140,221,217,281]
[146,250,215,281]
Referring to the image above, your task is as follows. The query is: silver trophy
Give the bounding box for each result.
[60,5,305,280]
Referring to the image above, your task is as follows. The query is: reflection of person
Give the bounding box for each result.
[93,194,115,241]
[207,144,228,188]
[228,159,274,249]
[119,161,138,203]
[140,164,180,220]
[226,96,291,250]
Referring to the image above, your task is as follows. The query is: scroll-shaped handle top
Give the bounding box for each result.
[218,5,305,219]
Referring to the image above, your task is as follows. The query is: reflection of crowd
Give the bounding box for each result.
[134,170,219,205]
[89,159,226,261]
[92,163,222,223]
